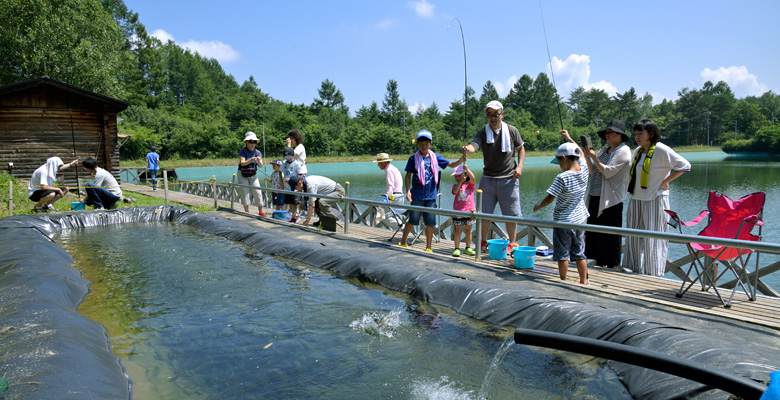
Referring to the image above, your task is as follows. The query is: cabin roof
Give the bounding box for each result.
[0,76,129,111]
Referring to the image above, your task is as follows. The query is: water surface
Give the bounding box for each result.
[57,224,629,399]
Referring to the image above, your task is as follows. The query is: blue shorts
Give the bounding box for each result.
[553,227,586,261]
[407,199,437,227]
[272,192,285,206]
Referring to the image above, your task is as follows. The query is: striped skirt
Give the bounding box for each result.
[623,194,670,276]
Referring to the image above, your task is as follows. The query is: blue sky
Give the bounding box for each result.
[126,0,779,116]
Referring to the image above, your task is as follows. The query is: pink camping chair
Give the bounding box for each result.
[665,191,765,308]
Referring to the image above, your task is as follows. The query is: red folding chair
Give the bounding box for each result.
[665,191,765,308]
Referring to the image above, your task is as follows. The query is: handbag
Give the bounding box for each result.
[239,150,260,177]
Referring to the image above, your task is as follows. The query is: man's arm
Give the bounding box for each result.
[514,145,525,179]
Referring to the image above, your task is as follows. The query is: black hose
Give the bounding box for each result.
[514,328,767,400]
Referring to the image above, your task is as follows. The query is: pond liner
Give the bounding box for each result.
[0,206,776,399]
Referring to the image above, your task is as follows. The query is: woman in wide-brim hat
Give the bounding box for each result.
[237,131,266,216]
[582,120,632,269]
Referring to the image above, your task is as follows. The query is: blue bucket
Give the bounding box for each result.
[512,246,536,269]
[486,239,510,260]
[70,201,85,211]
[272,210,289,221]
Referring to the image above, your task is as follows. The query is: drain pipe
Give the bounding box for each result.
[513,329,767,400]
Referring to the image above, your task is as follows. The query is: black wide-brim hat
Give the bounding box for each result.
[597,120,629,142]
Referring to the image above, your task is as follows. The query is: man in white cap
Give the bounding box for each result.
[461,100,526,254]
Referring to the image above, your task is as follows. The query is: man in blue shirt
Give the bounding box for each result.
[399,130,466,253]
[146,146,160,190]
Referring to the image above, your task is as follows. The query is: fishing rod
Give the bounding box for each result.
[538,0,565,131]
[448,18,468,141]
[68,95,80,193]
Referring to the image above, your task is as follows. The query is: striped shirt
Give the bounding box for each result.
[547,159,589,224]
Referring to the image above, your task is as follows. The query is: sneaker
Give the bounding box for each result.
[463,247,476,256]
[480,240,489,253]
[45,204,55,211]
[94,206,105,210]
[507,242,519,255]
[259,211,266,217]
[452,249,461,257]
[33,206,47,213]
[290,217,299,223]
[398,242,409,248]
[425,248,433,253]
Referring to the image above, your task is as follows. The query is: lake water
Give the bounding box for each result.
[56,224,629,399]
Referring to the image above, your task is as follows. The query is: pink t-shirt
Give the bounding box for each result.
[452,182,476,212]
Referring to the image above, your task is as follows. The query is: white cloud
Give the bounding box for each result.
[408,0,435,18]
[181,39,241,63]
[549,54,618,97]
[409,102,427,114]
[150,29,175,43]
[373,18,398,30]
[701,66,768,97]
[493,76,518,97]
[149,29,241,64]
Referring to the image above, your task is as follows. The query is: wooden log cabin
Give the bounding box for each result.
[0,76,129,191]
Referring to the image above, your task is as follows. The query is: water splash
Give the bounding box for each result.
[410,376,473,400]
[349,310,404,338]
[476,336,515,400]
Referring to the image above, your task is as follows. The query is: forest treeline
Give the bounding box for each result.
[2,0,779,160]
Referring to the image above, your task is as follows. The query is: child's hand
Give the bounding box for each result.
[533,204,542,212]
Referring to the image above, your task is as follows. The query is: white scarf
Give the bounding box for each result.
[485,121,512,153]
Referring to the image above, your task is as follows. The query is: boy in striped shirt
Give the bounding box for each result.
[533,136,590,284]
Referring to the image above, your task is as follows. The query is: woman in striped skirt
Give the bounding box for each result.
[624,119,691,276]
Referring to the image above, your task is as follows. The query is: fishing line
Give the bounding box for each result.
[538,0,564,130]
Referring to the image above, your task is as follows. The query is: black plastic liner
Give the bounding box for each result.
[0,206,777,399]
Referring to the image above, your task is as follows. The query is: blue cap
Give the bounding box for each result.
[416,130,432,141]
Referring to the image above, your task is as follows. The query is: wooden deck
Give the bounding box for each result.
[123,184,780,331]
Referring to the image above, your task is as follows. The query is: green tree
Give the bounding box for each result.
[530,73,560,129]
[479,80,500,111]
[312,79,346,112]
[381,79,402,124]
[504,74,533,114]
[0,0,128,97]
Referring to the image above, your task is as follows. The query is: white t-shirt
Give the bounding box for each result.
[628,142,690,201]
[27,165,52,197]
[294,144,307,175]
[93,168,123,197]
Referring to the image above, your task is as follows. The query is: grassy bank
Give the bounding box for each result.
[121,145,722,168]
[0,171,213,218]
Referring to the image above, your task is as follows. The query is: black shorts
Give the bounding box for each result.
[29,189,57,202]
[284,193,300,205]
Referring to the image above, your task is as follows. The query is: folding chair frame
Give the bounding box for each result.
[665,192,764,308]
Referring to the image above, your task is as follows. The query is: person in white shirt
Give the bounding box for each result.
[624,119,691,276]
[286,129,307,175]
[373,153,404,222]
[27,156,79,212]
[288,175,344,227]
[79,157,123,210]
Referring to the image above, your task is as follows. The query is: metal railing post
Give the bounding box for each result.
[163,170,169,204]
[8,181,13,214]
[230,174,236,210]
[212,176,218,208]
[475,189,482,261]
[344,181,350,234]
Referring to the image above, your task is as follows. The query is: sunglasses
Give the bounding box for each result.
[246,140,258,144]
